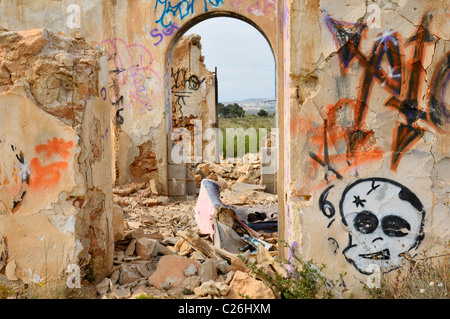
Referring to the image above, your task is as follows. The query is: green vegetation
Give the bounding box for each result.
[218,113,276,157]
[257,109,269,117]
[0,283,15,299]
[363,250,449,299]
[218,102,246,118]
[247,241,346,299]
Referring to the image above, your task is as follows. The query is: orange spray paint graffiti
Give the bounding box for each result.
[294,11,449,190]
[29,138,74,191]
[35,137,74,160]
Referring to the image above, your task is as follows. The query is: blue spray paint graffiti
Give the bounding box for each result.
[150,24,180,46]
[155,0,224,28]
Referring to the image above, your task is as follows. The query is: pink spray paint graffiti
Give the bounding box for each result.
[98,38,163,118]
[230,0,276,16]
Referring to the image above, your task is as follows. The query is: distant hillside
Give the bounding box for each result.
[222,98,276,115]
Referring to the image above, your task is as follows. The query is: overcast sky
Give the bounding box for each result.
[185,17,275,103]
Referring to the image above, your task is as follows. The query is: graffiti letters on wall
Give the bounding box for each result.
[154,0,275,28]
[307,10,449,275]
[320,11,449,174]
[99,38,163,122]
[171,67,205,120]
[155,0,225,28]
[293,11,449,192]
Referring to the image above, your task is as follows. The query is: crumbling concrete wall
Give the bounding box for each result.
[0,0,277,198]
[101,0,277,193]
[284,0,449,297]
[170,34,217,163]
[169,34,217,195]
[0,28,113,283]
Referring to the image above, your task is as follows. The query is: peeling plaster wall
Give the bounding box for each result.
[286,0,449,297]
[0,28,113,283]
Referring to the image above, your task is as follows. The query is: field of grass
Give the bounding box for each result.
[218,114,276,158]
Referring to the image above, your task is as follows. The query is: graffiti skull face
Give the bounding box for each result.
[339,178,425,274]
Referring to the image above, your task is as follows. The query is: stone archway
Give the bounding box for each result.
[163,12,278,198]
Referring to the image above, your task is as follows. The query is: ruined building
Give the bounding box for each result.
[0,0,448,298]
[169,34,218,196]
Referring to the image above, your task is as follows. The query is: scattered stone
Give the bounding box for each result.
[191,251,206,262]
[110,280,131,299]
[135,237,158,260]
[142,198,159,207]
[193,280,219,297]
[105,154,278,299]
[227,271,275,299]
[162,237,179,246]
[217,281,231,296]
[136,263,153,278]
[182,275,201,291]
[5,260,18,281]
[148,255,199,290]
[125,239,136,256]
[157,243,175,255]
[96,277,109,295]
[199,260,217,283]
[215,260,230,274]
[110,269,120,285]
[119,264,142,285]
[229,257,250,274]
[184,263,198,277]
[236,175,250,184]
[197,163,210,176]
[149,178,162,195]
[225,270,235,285]
[193,280,230,297]
[174,238,193,256]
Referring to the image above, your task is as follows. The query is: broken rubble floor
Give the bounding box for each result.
[105,171,279,299]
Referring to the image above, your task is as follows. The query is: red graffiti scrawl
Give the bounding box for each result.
[29,137,74,190]
[35,137,74,160]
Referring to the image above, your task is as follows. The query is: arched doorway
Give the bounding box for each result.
[165,14,277,197]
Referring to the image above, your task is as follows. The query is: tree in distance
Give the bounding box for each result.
[257,109,269,117]
[218,102,246,118]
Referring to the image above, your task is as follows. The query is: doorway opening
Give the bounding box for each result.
[166,16,278,253]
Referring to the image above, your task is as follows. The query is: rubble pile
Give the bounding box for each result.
[99,156,281,299]
[189,153,264,191]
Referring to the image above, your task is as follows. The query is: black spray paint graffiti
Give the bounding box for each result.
[171,67,205,91]
[319,178,425,275]
[428,52,450,127]
[171,68,205,120]
[309,120,343,182]
[112,95,125,126]
[4,144,30,213]
[324,11,449,172]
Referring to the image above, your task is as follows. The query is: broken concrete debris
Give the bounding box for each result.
[96,154,281,299]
